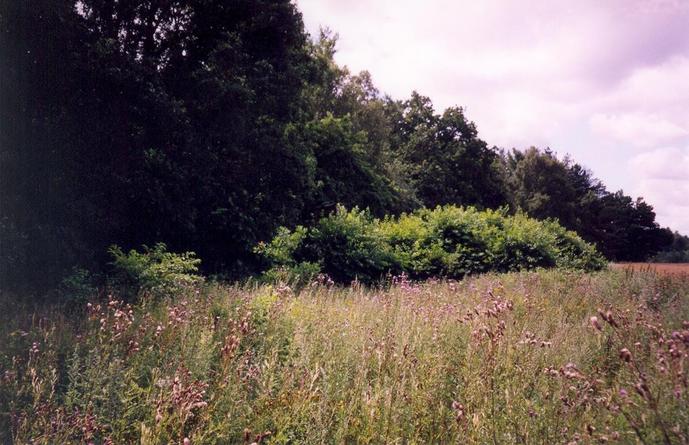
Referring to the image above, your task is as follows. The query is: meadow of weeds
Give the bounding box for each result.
[1,269,689,444]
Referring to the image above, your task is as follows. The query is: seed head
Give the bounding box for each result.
[590,316,602,331]
[634,382,648,399]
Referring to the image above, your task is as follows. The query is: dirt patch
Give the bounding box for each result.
[610,262,689,275]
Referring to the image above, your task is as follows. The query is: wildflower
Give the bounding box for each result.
[451,400,465,423]
[561,363,584,380]
[597,308,618,327]
[668,342,681,358]
[183,438,190,445]
[590,316,602,331]
[127,340,140,354]
[634,381,649,399]
[544,366,559,377]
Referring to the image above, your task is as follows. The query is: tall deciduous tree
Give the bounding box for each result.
[504,147,672,261]
[2,0,315,287]
[388,92,507,209]
[1,2,680,292]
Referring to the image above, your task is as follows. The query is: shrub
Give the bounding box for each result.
[652,249,689,263]
[55,267,97,307]
[258,206,605,284]
[495,212,557,271]
[257,206,400,284]
[260,262,322,287]
[545,220,608,271]
[108,243,203,298]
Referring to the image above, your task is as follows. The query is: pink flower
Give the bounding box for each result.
[590,316,602,331]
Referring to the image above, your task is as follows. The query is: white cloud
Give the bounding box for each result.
[590,113,688,148]
[629,147,689,233]
[296,0,689,233]
[609,56,689,110]
[630,147,689,181]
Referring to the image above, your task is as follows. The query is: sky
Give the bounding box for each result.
[296,0,689,234]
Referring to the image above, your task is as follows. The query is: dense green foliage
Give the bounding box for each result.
[504,148,675,261]
[2,270,689,443]
[108,243,203,298]
[0,1,681,293]
[652,231,689,263]
[1,0,316,290]
[258,206,605,284]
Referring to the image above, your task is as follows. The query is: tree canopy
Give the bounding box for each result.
[0,0,680,291]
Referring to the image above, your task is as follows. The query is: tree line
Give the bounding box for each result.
[0,0,681,291]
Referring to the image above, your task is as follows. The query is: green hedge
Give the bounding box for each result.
[108,243,203,298]
[256,205,606,284]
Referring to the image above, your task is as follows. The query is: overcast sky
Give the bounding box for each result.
[296,0,689,234]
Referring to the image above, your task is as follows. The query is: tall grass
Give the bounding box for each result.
[2,269,688,443]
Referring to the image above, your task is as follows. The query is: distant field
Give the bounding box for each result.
[611,262,689,275]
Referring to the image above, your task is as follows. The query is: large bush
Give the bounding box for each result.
[108,243,203,298]
[256,207,399,284]
[258,206,606,284]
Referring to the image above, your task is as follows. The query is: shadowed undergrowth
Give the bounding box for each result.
[1,269,688,444]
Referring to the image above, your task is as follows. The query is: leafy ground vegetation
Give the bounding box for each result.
[257,206,605,284]
[2,269,688,444]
